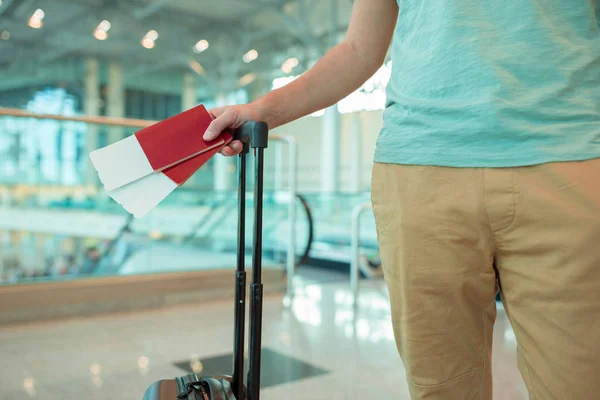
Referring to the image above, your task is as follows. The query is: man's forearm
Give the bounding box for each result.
[251,40,385,129]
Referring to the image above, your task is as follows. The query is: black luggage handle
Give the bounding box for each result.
[233,121,269,150]
[140,122,270,400]
[232,121,268,400]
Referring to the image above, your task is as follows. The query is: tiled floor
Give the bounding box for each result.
[0,269,528,399]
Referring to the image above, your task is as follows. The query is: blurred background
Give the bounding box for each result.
[0,0,386,324]
[0,2,529,399]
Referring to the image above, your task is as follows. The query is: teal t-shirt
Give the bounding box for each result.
[374,0,600,167]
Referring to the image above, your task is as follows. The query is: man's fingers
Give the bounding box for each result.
[229,140,243,153]
[207,106,225,119]
[219,140,243,156]
[204,108,238,141]
[220,146,237,156]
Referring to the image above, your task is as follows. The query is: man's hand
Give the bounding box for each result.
[204,104,263,156]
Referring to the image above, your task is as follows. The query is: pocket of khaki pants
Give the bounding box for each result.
[371,162,397,234]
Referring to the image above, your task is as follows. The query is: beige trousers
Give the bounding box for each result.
[370,157,600,400]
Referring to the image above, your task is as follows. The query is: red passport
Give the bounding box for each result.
[90,104,231,191]
[89,104,232,218]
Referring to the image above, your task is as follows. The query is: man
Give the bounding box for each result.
[203,1,600,399]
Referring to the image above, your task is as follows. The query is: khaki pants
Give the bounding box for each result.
[370,157,600,400]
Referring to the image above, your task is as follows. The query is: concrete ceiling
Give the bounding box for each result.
[0,0,354,96]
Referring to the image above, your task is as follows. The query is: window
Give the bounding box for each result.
[272,60,392,116]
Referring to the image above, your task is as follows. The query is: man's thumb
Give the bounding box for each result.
[203,109,237,141]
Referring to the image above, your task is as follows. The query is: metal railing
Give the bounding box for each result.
[0,107,299,299]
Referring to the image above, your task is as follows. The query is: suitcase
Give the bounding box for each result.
[142,121,269,400]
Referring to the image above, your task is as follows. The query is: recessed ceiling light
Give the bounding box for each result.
[189,60,205,75]
[281,57,299,73]
[193,40,209,53]
[239,73,256,86]
[141,37,155,49]
[98,20,111,32]
[93,20,111,40]
[32,9,45,19]
[28,9,45,29]
[145,30,158,40]
[141,30,158,49]
[94,29,107,40]
[243,49,258,63]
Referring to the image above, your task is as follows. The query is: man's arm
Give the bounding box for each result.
[252,0,399,129]
[203,0,399,154]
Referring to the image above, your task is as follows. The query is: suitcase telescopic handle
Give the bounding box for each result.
[234,121,269,150]
[232,120,268,400]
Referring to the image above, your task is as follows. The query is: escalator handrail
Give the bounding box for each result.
[294,193,314,268]
[183,195,237,243]
[183,191,314,269]
[100,213,134,260]
[103,191,314,273]
[257,193,314,268]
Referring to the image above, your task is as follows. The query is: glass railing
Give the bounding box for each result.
[299,192,380,271]
[301,191,377,246]
[0,108,380,289]
[0,188,318,286]
[0,109,301,287]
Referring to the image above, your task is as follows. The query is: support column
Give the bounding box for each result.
[84,58,100,186]
[349,112,362,192]
[321,104,340,193]
[182,72,205,187]
[182,72,197,111]
[213,93,233,192]
[107,61,125,144]
[274,141,284,193]
[321,0,341,194]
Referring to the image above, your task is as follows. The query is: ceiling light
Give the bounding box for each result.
[29,20,42,29]
[141,38,155,49]
[23,378,34,390]
[239,73,256,86]
[28,19,42,29]
[98,20,111,32]
[243,49,258,63]
[145,30,158,41]
[93,29,107,40]
[89,364,101,375]
[0,30,9,40]
[93,20,111,40]
[281,57,299,73]
[28,9,45,29]
[23,377,36,396]
[138,356,149,369]
[189,60,205,75]
[193,39,209,53]
[32,9,45,20]
[141,30,158,49]
[288,57,299,67]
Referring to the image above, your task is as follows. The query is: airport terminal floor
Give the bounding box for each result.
[0,267,528,400]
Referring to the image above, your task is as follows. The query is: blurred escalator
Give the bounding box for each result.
[94,191,315,276]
